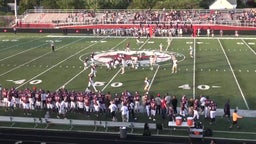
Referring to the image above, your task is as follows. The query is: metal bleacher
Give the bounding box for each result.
[18,8,256,28]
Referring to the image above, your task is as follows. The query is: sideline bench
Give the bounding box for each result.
[0,116,156,133]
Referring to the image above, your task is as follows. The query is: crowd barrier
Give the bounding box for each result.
[2,23,256,36]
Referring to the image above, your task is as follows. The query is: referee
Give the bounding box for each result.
[51,40,55,52]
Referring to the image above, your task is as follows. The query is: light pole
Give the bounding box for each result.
[14,0,17,25]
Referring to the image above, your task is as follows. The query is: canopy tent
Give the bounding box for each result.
[209,0,236,10]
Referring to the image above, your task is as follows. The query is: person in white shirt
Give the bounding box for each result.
[199,95,206,113]
[120,103,129,122]
[57,100,66,119]
[109,101,118,121]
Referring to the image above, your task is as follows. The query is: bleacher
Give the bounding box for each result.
[17,8,256,28]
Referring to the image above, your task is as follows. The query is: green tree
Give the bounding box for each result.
[73,0,86,9]
[0,0,11,13]
[128,0,157,9]
[56,0,85,9]
[18,0,38,14]
[40,0,59,9]
[106,0,129,9]
[85,0,102,9]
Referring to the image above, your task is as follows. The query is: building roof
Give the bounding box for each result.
[227,0,237,5]
[209,0,236,10]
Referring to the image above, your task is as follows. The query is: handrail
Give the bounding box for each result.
[0,116,156,132]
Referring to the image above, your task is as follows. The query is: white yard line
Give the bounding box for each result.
[16,37,108,89]
[148,65,160,92]
[138,38,150,50]
[56,68,88,91]
[0,38,85,77]
[192,38,196,99]
[241,39,256,56]
[101,69,122,92]
[0,43,48,62]
[57,38,128,91]
[217,39,250,110]
[0,37,44,52]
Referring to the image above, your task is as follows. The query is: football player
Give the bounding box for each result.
[89,63,97,77]
[120,57,126,74]
[189,45,193,58]
[87,74,97,92]
[84,57,89,70]
[171,55,178,73]
[159,43,163,52]
[144,77,150,92]
[125,41,130,52]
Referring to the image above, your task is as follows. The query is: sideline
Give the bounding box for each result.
[217,39,249,110]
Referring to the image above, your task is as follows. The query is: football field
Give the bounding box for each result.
[0,33,255,110]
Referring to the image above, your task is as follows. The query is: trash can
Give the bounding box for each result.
[120,127,127,139]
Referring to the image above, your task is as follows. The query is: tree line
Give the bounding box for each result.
[0,0,255,15]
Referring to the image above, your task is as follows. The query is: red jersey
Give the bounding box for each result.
[84,97,90,106]
[21,95,29,103]
[150,101,156,110]
[134,94,140,102]
[161,99,167,109]
[46,96,52,104]
[77,95,84,102]
[35,92,41,101]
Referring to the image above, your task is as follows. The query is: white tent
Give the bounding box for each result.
[209,0,235,10]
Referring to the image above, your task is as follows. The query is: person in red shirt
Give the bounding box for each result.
[150,99,156,121]
[134,91,141,113]
[161,97,167,120]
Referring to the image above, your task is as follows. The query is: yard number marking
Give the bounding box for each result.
[179,84,221,90]
[7,79,42,85]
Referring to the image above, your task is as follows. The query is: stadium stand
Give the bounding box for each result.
[18,9,256,28]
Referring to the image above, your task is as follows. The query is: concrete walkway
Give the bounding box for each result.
[215,108,255,117]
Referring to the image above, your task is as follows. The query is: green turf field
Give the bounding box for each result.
[0,33,256,111]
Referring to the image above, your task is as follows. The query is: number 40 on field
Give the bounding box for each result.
[179,84,221,90]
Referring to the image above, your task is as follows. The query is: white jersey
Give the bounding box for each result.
[159,43,163,52]
[144,79,150,87]
[90,66,97,77]
[121,58,126,67]
[109,103,118,113]
[189,46,193,58]
[173,59,178,66]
